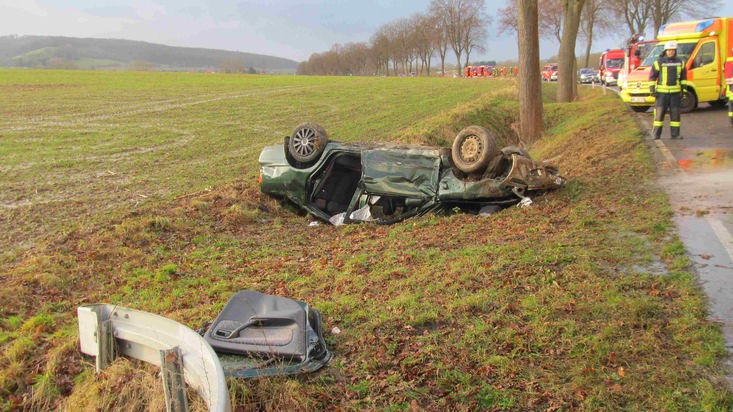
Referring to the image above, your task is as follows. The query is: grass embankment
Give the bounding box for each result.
[1,70,731,410]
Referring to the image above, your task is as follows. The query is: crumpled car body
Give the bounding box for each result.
[258,124,565,225]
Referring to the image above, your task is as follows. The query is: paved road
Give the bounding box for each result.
[632,102,733,377]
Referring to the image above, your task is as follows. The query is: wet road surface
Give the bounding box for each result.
[632,102,733,378]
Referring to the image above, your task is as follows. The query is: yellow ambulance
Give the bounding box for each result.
[619,18,733,113]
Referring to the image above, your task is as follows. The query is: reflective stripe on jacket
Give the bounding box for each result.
[650,56,687,93]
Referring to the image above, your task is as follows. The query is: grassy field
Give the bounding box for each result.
[1,69,732,411]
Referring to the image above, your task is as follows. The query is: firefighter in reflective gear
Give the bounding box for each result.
[726,55,733,127]
[727,77,733,127]
[727,84,733,126]
[649,40,688,139]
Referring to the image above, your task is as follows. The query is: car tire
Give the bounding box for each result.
[288,122,328,164]
[680,90,696,114]
[451,126,499,174]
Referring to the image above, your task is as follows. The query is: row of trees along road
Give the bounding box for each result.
[297,0,490,77]
[298,0,721,140]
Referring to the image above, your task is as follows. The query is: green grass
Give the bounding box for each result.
[0,69,731,411]
[0,69,505,260]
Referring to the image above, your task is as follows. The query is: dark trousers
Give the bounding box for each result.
[728,99,733,127]
[653,92,681,138]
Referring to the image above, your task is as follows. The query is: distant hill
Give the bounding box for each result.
[0,35,299,73]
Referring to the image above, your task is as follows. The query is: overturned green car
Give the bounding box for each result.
[258,123,565,225]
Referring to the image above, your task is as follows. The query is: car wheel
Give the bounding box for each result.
[451,126,499,174]
[680,90,696,114]
[288,122,328,164]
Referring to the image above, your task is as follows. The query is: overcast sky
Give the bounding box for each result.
[2,0,731,63]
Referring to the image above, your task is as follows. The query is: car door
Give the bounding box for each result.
[346,147,441,223]
[360,148,440,199]
[688,40,720,102]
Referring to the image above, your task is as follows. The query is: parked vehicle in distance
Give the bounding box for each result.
[618,38,657,90]
[599,49,625,86]
[464,65,494,77]
[542,63,558,81]
[578,68,599,84]
[619,18,733,113]
[258,123,565,225]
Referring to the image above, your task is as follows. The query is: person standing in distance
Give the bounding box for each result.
[649,41,688,139]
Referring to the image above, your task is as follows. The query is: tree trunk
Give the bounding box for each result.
[572,58,578,97]
[557,0,585,102]
[583,32,593,67]
[583,19,593,68]
[454,51,463,77]
[518,0,543,143]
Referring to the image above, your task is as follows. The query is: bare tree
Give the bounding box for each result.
[429,0,488,76]
[649,0,722,37]
[579,0,610,68]
[381,22,402,75]
[463,13,489,68]
[500,0,563,44]
[539,0,564,43]
[497,1,519,35]
[341,42,371,75]
[518,0,544,143]
[393,17,419,74]
[413,13,438,75]
[610,0,651,38]
[557,0,585,102]
[433,13,451,75]
[370,28,392,76]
